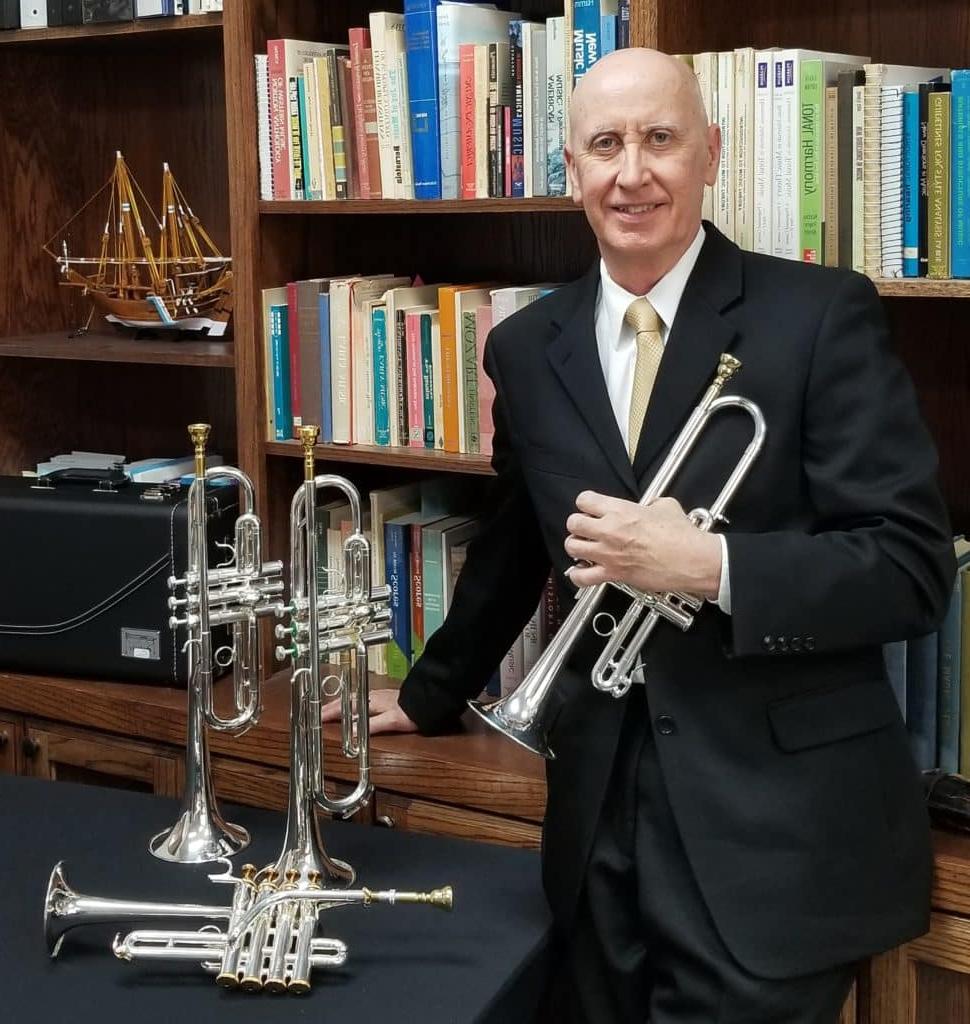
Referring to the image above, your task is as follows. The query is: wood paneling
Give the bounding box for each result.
[0,12,222,46]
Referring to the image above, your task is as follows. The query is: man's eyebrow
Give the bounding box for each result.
[584,122,683,141]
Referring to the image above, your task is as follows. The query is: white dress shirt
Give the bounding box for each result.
[593,225,732,614]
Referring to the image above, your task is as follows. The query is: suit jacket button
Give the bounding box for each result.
[805,636,816,652]
[777,635,788,653]
[790,636,802,653]
[762,634,776,652]
[655,715,677,736]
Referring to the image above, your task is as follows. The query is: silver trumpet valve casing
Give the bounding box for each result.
[152,424,285,864]
[469,354,767,758]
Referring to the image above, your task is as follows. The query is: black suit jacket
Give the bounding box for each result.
[399,224,956,979]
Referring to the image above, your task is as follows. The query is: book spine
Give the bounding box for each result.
[394,311,409,448]
[267,40,291,199]
[952,70,970,278]
[384,522,412,680]
[928,90,951,279]
[326,51,347,199]
[372,307,390,445]
[302,61,322,200]
[369,14,396,199]
[476,305,495,456]
[902,89,920,276]
[289,76,305,201]
[510,21,525,198]
[422,528,444,639]
[528,25,548,196]
[431,313,445,449]
[617,0,629,49]
[546,17,566,197]
[716,50,735,242]
[420,312,436,448]
[695,53,716,224]
[879,85,904,278]
[394,42,415,198]
[406,313,425,447]
[474,45,490,198]
[937,569,963,774]
[852,84,865,273]
[459,45,476,199]
[405,0,442,199]
[862,64,885,277]
[439,289,461,452]
[799,59,823,263]
[409,521,425,663]
[823,86,839,266]
[318,293,333,443]
[270,304,292,441]
[330,287,352,444]
[348,29,373,199]
[461,310,480,454]
[734,48,755,252]
[286,281,302,432]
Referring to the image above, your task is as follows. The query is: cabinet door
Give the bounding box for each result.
[838,982,856,1024]
[867,913,970,1022]
[375,792,541,849]
[0,713,21,775]
[21,722,179,797]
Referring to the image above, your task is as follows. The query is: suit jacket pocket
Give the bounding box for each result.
[522,450,587,480]
[767,679,900,752]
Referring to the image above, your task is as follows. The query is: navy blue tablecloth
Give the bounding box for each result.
[0,775,551,1023]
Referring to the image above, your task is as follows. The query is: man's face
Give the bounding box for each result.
[566,54,720,282]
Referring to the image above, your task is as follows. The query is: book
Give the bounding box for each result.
[405,0,444,199]
[927,87,952,279]
[952,70,970,278]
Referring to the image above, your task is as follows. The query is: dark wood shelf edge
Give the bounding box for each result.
[264,440,495,475]
[0,12,222,46]
[874,279,970,298]
[0,670,546,822]
[0,331,235,368]
[260,198,583,215]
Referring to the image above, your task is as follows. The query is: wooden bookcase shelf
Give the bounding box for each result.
[0,330,234,368]
[260,197,583,215]
[874,279,970,299]
[0,12,222,46]
[264,440,494,475]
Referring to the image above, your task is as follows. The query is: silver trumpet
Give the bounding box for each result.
[469,353,766,758]
[153,423,285,863]
[272,424,393,886]
[46,860,452,995]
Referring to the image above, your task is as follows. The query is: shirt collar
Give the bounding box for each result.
[597,224,706,351]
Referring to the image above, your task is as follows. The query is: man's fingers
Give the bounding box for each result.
[575,490,614,516]
[566,562,611,588]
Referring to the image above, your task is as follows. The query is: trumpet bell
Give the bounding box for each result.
[467,698,555,760]
[45,861,75,958]
[149,809,250,865]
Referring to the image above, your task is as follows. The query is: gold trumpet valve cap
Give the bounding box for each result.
[240,864,257,881]
[239,976,263,993]
[215,972,240,989]
[264,979,288,994]
[288,979,311,996]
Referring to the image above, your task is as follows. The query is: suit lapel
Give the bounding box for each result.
[546,264,639,496]
[631,225,744,486]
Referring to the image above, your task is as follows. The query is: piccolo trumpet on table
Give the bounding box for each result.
[469,354,766,758]
[46,860,452,994]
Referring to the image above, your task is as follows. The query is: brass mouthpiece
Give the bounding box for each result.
[299,425,320,482]
[188,422,211,477]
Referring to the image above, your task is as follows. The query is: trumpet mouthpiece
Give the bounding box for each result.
[429,886,454,911]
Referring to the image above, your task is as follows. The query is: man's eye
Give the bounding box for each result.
[592,137,617,152]
[652,131,671,145]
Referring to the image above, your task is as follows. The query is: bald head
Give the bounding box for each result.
[569,49,709,150]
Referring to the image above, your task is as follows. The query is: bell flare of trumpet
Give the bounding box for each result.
[148,809,250,865]
[467,699,555,760]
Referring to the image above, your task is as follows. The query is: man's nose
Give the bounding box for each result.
[616,142,652,188]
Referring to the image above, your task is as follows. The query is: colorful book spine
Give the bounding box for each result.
[409,521,426,663]
[372,305,390,446]
[384,520,412,680]
[509,21,525,198]
[270,304,292,441]
[599,13,615,58]
[617,0,629,49]
[348,29,374,199]
[952,69,970,278]
[927,88,951,279]
[318,292,333,443]
[799,60,824,263]
[546,17,566,197]
[420,311,436,449]
[286,281,302,432]
[289,76,305,200]
[902,87,920,277]
[461,310,480,454]
[405,310,425,447]
[572,0,597,82]
[404,0,442,199]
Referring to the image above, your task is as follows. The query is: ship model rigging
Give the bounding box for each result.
[44,152,233,337]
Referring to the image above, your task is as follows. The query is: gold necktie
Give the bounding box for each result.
[623,297,664,459]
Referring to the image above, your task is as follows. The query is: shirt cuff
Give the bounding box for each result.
[705,535,731,615]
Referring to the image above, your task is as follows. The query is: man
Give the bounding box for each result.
[328,49,955,1022]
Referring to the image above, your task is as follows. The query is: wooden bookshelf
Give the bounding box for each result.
[264,440,494,475]
[0,330,234,367]
[0,12,222,46]
[260,197,583,215]
[874,279,970,299]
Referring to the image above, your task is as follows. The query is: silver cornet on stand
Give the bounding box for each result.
[44,423,454,995]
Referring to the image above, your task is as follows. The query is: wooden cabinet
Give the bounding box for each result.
[375,792,541,849]
[0,713,21,775]
[20,721,179,797]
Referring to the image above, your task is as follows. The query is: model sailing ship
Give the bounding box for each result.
[44,152,233,337]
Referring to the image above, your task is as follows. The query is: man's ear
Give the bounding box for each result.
[704,123,722,189]
[565,146,583,205]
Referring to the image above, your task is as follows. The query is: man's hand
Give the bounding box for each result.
[320,687,419,736]
[564,491,721,598]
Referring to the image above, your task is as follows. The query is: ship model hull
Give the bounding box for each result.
[46,153,233,338]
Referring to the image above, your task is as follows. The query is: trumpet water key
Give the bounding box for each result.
[153,423,286,863]
[47,860,452,994]
[469,354,767,758]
